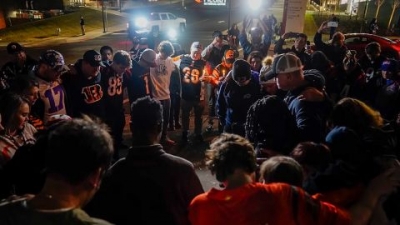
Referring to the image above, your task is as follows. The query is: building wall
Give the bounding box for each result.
[0,10,6,29]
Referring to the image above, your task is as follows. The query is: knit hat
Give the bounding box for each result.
[303,69,326,91]
[259,66,276,84]
[139,49,157,67]
[232,59,251,82]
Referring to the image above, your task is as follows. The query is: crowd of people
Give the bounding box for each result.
[0,14,400,224]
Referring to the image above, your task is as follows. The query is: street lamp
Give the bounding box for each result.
[102,0,106,33]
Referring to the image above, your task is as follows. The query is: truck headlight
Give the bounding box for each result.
[135,17,148,28]
[167,29,177,40]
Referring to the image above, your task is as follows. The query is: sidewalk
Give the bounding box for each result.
[19,23,128,48]
[0,0,183,48]
[0,15,126,48]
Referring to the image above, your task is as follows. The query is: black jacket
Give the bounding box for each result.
[314,32,347,68]
[85,144,204,225]
[285,82,332,142]
[274,38,312,70]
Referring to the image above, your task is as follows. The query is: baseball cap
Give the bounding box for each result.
[264,53,303,80]
[39,50,67,72]
[232,59,251,82]
[139,49,157,67]
[303,69,326,91]
[190,42,203,52]
[83,50,106,67]
[381,59,399,73]
[212,30,223,38]
[7,42,24,54]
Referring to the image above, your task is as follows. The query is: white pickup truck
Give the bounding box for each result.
[128,12,186,38]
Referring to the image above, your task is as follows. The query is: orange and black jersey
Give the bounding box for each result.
[125,60,151,105]
[179,55,206,101]
[211,63,232,87]
[100,64,125,116]
[62,59,106,120]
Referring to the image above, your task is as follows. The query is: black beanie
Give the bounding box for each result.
[232,59,251,81]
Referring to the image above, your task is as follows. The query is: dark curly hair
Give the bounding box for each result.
[47,116,114,185]
[130,96,163,133]
[245,95,298,155]
[206,133,257,182]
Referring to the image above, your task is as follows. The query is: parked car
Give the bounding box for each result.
[127,12,186,40]
[344,33,400,59]
[311,33,400,59]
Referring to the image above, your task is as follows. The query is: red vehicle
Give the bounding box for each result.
[344,33,400,59]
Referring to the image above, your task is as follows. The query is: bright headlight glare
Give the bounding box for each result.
[135,17,148,28]
[249,0,262,10]
[168,29,177,39]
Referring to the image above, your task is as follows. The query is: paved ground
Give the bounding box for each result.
[118,106,221,191]
[119,100,219,162]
